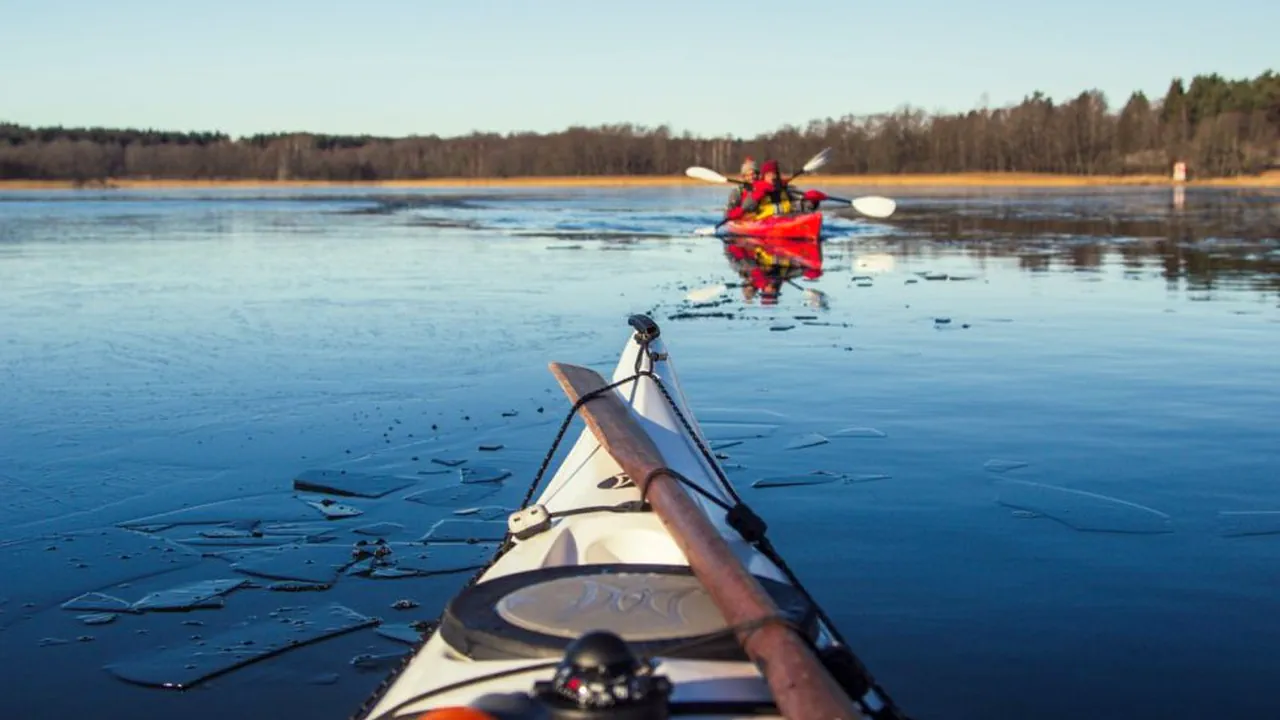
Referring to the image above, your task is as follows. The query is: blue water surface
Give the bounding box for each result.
[1,184,1278,720]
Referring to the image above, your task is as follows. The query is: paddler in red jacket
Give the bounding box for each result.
[723,159,828,221]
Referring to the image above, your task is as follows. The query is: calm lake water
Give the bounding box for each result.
[1,184,1278,720]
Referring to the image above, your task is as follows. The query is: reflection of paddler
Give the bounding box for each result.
[722,239,820,305]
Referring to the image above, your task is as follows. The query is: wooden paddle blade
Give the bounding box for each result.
[546,359,863,720]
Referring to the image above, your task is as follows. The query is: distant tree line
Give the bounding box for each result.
[2,71,1276,182]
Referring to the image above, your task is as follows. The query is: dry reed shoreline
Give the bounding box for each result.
[1,171,1278,191]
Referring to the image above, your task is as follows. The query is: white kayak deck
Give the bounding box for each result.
[356,319,862,720]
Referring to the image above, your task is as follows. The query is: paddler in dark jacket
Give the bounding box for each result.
[724,157,760,213]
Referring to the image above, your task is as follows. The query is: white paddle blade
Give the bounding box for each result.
[851,195,897,218]
[685,166,730,184]
[686,284,727,302]
[692,226,719,236]
[802,147,833,174]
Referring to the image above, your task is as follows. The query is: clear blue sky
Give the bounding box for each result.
[2,0,1275,139]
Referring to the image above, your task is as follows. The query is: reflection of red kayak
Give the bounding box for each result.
[730,236,823,278]
[721,212,822,241]
[723,235,825,305]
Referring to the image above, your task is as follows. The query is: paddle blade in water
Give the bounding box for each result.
[851,196,897,218]
[692,226,719,237]
[685,166,730,184]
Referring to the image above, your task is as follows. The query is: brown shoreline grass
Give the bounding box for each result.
[1,171,1278,191]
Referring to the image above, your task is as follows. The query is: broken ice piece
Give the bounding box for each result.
[230,543,357,584]
[198,527,260,539]
[421,520,508,543]
[845,474,892,484]
[452,506,510,521]
[344,558,378,577]
[387,543,495,575]
[132,579,248,612]
[459,466,512,484]
[292,469,415,499]
[78,613,118,626]
[62,592,133,613]
[830,427,887,439]
[995,479,1173,534]
[430,457,466,467]
[351,649,411,671]
[369,567,421,579]
[477,444,503,452]
[1217,511,1280,538]
[404,483,501,507]
[353,522,406,537]
[375,623,423,645]
[785,433,829,450]
[105,603,377,690]
[752,474,841,489]
[305,499,363,519]
[266,581,331,592]
[984,459,1029,473]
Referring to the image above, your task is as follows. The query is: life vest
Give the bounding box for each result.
[748,184,794,219]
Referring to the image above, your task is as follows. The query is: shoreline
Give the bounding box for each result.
[1,171,1278,191]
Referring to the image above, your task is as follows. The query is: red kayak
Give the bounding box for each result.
[721,211,823,241]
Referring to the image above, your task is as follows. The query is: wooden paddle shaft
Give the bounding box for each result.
[549,362,864,720]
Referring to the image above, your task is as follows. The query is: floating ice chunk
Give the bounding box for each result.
[420,520,508,543]
[785,433,829,450]
[4,529,200,629]
[62,593,133,613]
[353,522,407,537]
[105,603,377,689]
[830,427,887,439]
[700,423,779,442]
[118,495,324,528]
[984,459,1030,473]
[459,466,512,484]
[132,579,248,612]
[847,474,892,484]
[305,499,363,519]
[78,613,117,625]
[1217,511,1280,537]
[230,543,357,584]
[752,474,840,489]
[292,469,415,499]
[453,506,511,520]
[375,623,423,645]
[404,483,502,507]
[995,479,1173,534]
